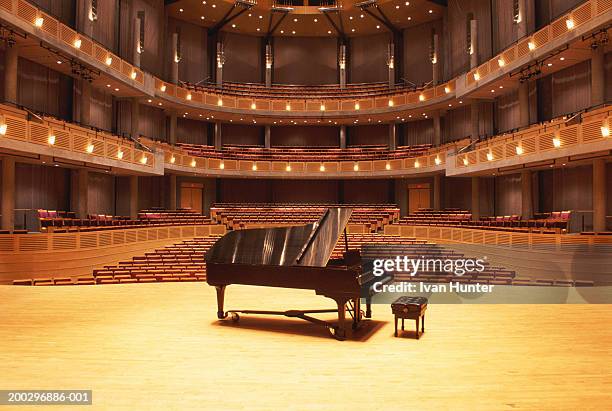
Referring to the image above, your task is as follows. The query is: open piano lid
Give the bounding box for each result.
[205,207,353,267]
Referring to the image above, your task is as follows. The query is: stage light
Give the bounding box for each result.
[419,94,425,102]
[170,156,176,164]
[34,16,44,27]
[565,18,574,30]
[286,164,291,172]
[218,99,223,106]
[463,157,469,166]
[86,143,94,153]
[444,86,450,94]
[473,72,480,81]
[117,150,124,159]
[497,57,505,67]
[130,71,137,80]
[74,38,82,49]
[354,102,360,110]
[486,152,493,161]
[47,135,55,145]
[320,164,325,172]
[191,159,196,167]
[141,156,148,164]
[320,104,325,111]
[528,41,535,51]
[105,56,112,66]
[553,137,561,148]
[515,145,524,155]
[601,126,610,137]
[0,122,7,135]
[353,163,359,171]
[388,99,394,107]
[434,156,441,165]
[251,102,256,110]
[219,162,225,169]
[414,160,420,168]
[286,104,291,111]
[252,164,257,171]
[160,84,167,92]
[386,162,391,170]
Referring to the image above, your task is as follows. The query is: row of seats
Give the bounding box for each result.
[176,143,432,162]
[12,233,592,287]
[138,208,212,225]
[210,203,400,232]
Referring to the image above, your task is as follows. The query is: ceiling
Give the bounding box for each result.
[165,0,446,37]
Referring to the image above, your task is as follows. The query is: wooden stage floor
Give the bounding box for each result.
[1,283,611,410]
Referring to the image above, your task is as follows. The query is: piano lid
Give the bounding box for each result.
[205,207,352,267]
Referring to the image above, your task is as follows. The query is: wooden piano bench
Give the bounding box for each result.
[391,296,428,339]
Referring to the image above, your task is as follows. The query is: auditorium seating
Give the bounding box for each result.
[176,143,432,162]
[138,208,212,225]
[210,203,400,232]
[397,209,473,226]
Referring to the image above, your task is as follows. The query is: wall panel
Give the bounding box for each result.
[270,126,339,147]
[223,33,261,83]
[274,37,337,85]
[222,124,264,146]
[403,20,444,86]
[350,33,388,84]
[14,163,70,212]
[348,125,387,146]
[166,18,208,84]
[88,172,115,215]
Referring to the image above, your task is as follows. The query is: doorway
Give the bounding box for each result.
[180,182,203,213]
[408,183,431,214]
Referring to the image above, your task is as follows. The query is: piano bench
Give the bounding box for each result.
[391,296,428,339]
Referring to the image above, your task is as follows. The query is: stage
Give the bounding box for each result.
[1,283,611,410]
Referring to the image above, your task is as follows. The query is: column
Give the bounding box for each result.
[264,125,271,148]
[433,174,441,211]
[167,112,177,145]
[1,158,15,231]
[171,32,179,85]
[339,125,347,149]
[80,80,91,126]
[432,33,440,85]
[518,81,529,128]
[433,111,441,146]
[133,13,142,68]
[470,101,479,142]
[470,19,478,69]
[131,98,140,139]
[339,43,347,89]
[388,123,396,151]
[471,177,480,220]
[265,42,272,88]
[4,46,18,104]
[129,176,139,220]
[168,174,177,211]
[214,121,222,150]
[215,41,223,86]
[591,46,605,107]
[73,169,89,219]
[593,159,607,232]
[517,0,528,38]
[521,170,533,219]
[388,42,395,88]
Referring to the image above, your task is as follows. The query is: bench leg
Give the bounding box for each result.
[415,317,420,339]
[394,316,398,337]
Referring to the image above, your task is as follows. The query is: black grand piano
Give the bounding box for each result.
[205,207,392,340]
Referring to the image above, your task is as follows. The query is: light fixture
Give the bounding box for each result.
[251,102,256,110]
[105,56,112,65]
[473,72,480,81]
[414,160,420,168]
[74,38,82,49]
[170,156,176,164]
[174,53,180,63]
[565,18,574,30]
[434,156,442,165]
[353,163,359,171]
[86,143,94,153]
[419,94,425,102]
[186,93,192,100]
[515,145,524,155]
[528,41,535,51]
[0,120,7,135]
[252,164,257,171]
[601,125,610,137]
[190,159,196,167]
[160,84,167,92]
[320,164,325,172]
[219,162,225,169]
[444,86,450,94]
[130,70,137,80]
[552,136,561,148]
[320,104,325,111]
[117,150,124,159]
[386,162,391,170]
[463,157,469,166]
[388,99,394,107]
[497,57,505,67]
[286,164,291,172]
[141,156,148,164]
[47,134,55,145]
[354,102,360,110]
[34,16,44,27]
[486,152,493,161]
[286,104,291,111]
[217,99,223,106]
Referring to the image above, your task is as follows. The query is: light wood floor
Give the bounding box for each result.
[1,283,611,411]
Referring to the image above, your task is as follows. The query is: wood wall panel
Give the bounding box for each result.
[403,20,444,86]
[223,32,261,83]
[350,33,388,84]
[222,124,264,146]
[550,60,591,118]
[166,18,208,84]
[30,0,75,27]
[405,118,434,145]
[271,126,339,147]
[344,179,393,204]
[177,118,208,145]
[14,163,70,212]
[274,37,337,85]
[348,125,387,146]
[75,0,116,50]
[271,180,339,203]
[138,176,165,210]
[495,174,522,216]
[88,172,115,215]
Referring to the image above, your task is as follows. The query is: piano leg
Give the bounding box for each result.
[215,285,227,319]
[365,296,372,319]
[330,297,349,341]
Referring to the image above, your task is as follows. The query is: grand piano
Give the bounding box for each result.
[205,207,392,340]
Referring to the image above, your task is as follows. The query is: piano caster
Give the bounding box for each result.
[230,312,240,322]
[328,326,346,341]
[217,311,228,319]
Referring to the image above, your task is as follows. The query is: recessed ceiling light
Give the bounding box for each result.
[376,25,380,29]
[147,99,152,103]
[257,28,260,31]
[114,88,119,91]
[201,16,205,20]
[352,28,355,32]
[232,24,236,28]
[429,9,433,13]
[292,30,296,34]
[293,18,297,22]
[259,15,262,19]
[396,5,399,8]
[56,60,62,64]
[328,30,332,34]
[547,62,553,67]
[212,4,216,7]
[280,30,284,33]
[408,16,412,20]
[314,18,318,22]
[360,14,364,18]
[179,8,183,12]
[560,57,565,61]
[405,1,410,5]
[248,13,251,17]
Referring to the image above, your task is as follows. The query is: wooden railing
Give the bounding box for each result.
[455,105,612,169]
[0,104,156,169]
